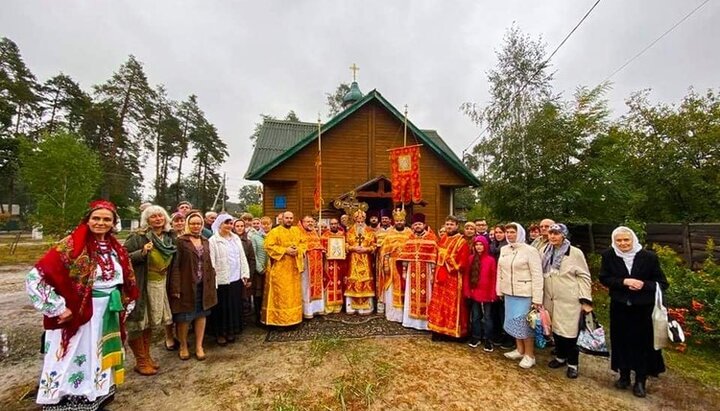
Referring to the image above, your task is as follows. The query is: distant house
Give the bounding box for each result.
[244,81,480,230]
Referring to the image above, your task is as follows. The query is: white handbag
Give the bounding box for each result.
[652,282,669,350]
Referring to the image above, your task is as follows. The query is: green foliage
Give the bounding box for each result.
[247,204,263,218]
[326,83,351,117]
[1,38,228,221]
[238,184,262,210]
[463,25,720,224]
[19,132,102,234]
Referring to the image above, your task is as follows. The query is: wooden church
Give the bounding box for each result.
[244,73,480,230]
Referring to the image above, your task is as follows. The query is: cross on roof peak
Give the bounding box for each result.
[349,63,359,81]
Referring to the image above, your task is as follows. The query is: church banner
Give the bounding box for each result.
[388,145,422,204]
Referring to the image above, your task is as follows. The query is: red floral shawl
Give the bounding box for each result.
[34,223,138,357]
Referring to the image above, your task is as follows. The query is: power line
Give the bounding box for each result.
[603,0,711,82]
[462,0,602,155]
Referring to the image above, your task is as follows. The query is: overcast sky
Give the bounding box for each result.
[3,0,718,199]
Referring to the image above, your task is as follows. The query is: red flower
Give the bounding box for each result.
[691,299,705,312]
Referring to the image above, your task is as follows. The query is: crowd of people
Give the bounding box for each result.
[25,200,669,410]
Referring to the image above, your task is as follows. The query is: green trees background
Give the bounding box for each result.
[0,37,227,230]
[462,27,720,224]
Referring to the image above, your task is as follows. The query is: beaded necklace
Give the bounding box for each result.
[95,240,117,281]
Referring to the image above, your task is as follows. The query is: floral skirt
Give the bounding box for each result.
[503,295,532,339]
[37,292,120,408]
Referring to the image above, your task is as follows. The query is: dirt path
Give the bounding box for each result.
[1,265,718,411]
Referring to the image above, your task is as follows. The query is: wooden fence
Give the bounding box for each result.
[567,223,720,268]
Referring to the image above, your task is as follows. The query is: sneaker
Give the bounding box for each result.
[566,366,579,379]
[519,355,536,369]
[504,349,524,360]
[483,340,494,352]
[468,338,481,348]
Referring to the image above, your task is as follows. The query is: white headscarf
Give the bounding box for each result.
[211,213,234,235]
[611,226,642,274]
[507,222,526,246]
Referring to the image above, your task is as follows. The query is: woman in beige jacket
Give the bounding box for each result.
[541,224,593,379]
[496,222,544,369]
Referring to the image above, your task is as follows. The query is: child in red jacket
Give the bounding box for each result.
[463,235,498,351]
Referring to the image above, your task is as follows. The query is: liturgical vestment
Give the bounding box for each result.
[396,229,439,330]
[427,232,470,337]
[261,225,306,326]
[345,224,376,314]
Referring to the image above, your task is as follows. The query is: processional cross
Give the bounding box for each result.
[333,191,368,219]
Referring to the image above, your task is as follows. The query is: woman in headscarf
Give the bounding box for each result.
[208,214,250,345]
[600,226,668,398]
[496,222,543,369]
[541,224,593,379]
[463,235,498,352]
[169,211,217,360]
[123,205,177,375]
[26,200,138,410]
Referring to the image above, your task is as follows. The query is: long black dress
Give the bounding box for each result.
[599,248,669,380]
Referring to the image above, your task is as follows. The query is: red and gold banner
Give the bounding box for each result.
[388,145,422,204]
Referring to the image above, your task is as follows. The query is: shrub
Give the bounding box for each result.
[654,242,720,348]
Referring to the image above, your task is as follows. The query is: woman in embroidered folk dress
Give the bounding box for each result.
[496,222,544,369]
[599,226,668,398]
[208,214,250,346]
[169,211,217,360]
[123,205,177,375]
[26,200,138,411]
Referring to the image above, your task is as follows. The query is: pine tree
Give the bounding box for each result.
[41,73,92,134]
[93,55,157,207]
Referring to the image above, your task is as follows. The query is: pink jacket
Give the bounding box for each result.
[462,236,498,303]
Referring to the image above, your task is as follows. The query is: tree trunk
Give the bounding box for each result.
[14,104,23,134]
[154,112,162,200]
[48,89,60,134]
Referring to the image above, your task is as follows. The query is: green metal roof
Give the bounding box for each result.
[244,89,481,186]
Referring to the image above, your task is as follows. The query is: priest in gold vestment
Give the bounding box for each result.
[345,210,377,315]
[261,211,306,326]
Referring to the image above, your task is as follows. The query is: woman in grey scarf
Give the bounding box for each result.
[541,224,593,379]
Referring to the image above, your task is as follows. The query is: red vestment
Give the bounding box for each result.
[321,230,347,311]
[427,232,470,338]
[396,229,438,320]
[300,224,324,301]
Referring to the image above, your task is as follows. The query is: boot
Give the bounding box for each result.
[128,335,156,376]
[143,329,159,370]
[633,378,647,398]
[614,369,630,389]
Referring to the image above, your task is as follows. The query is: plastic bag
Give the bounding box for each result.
[576,311,609,357]
[652,282,669,350]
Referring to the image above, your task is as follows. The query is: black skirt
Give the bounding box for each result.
[209,280,244,337]
[609,300,666,378]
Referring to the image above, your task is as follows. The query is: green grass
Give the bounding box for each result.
[309,335,345,366]
[0,243,50,266]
